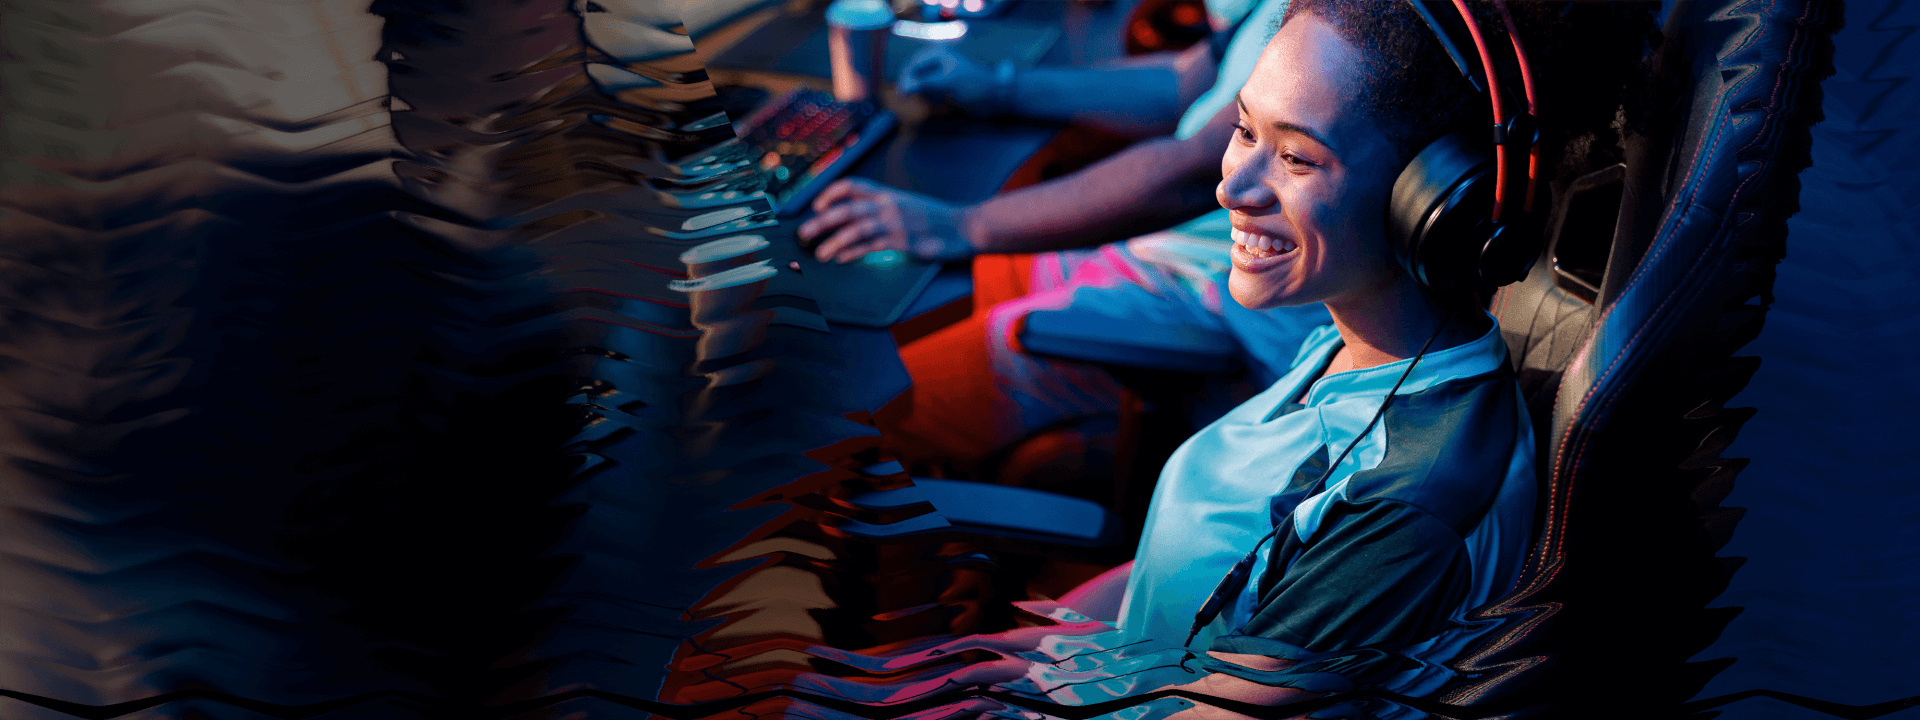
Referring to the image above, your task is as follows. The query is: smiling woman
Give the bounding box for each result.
[776,0,1657,717]
[1217,7,1489,373]
[1095,1,1584,717]
[1083,2,1676,718]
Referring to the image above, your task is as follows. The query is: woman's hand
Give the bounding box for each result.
[797,178,984,264]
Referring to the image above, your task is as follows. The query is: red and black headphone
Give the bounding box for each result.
[1387,0,1543,296]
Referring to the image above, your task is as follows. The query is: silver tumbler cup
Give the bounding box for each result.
[826,0,894,103]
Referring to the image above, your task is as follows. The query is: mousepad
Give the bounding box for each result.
[793,250,943,328]
[758,221,944,328]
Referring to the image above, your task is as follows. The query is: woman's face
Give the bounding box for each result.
[1219,13,1408,312]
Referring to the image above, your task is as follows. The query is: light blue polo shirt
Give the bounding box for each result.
[1115,317,1537,669]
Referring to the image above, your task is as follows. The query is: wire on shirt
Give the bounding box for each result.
[1183,308,1460,649]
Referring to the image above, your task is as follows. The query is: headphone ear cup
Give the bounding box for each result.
[1388,132,1496,296]
[1478,222,1544,287]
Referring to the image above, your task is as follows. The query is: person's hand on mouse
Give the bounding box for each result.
[798,177,983,264]
[899,46,1009,116]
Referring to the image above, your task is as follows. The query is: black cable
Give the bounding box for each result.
[1403,0,1485,93]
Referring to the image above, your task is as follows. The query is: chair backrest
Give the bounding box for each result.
[1450,0,1842,715]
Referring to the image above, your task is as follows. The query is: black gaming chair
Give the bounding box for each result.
[1437,0,1842,716]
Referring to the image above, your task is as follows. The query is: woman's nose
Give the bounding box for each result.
[1217,156,1276,212]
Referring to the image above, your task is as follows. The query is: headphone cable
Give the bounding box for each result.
[1183,308,1459,650]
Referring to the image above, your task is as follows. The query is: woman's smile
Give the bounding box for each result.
[1218,13,1410,312]
[1229,224,1300,272]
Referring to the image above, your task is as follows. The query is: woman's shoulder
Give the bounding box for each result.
[1341,368,1532,538]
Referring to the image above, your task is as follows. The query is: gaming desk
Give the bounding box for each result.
[694,0,1144,412]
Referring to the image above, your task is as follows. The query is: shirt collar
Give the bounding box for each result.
[1302,312,1510,407]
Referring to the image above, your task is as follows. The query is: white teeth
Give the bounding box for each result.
[1233,227,1296,256]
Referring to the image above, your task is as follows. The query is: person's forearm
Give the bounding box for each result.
[964,103,1235,254]
[1008,65,1182,137]
[1007,45,1216,138]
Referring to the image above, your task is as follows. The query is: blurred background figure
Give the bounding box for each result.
[799,0,1332,489]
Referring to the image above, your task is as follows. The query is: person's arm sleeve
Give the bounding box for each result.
[1200,499,1474,691]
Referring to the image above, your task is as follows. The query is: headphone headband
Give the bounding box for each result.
[1388,0,1543,294]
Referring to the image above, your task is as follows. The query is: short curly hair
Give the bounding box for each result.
[1275,0,1663,189]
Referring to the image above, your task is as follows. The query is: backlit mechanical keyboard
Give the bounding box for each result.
[655,88,896,215]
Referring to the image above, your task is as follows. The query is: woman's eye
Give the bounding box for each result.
[1280,152,1315,168]
[1233,123,1255,143]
